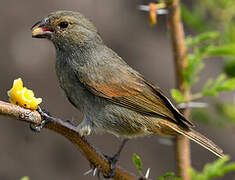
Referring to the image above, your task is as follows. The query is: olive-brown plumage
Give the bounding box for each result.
[32,11,224,158]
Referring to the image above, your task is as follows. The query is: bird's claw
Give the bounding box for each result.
[102,139,128,178]
[103,154,119,178]
[29,106,50,132]
[30,120,48,132]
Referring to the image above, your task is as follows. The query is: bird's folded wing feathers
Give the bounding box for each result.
[75,61,193,128]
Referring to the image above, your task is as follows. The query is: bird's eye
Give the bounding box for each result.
[58,21,69,28]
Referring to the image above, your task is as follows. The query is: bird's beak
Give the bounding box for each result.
[31,17,53,38]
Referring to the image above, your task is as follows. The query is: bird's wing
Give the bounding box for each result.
[75,60,193,128]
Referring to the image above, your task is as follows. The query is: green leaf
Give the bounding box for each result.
[157,172,181,180]
[171,89,185,103]
[218,78,235,91]
[132,153,143,172]
[20,177,29,180]
[208,44,235,56]
[183,43,211,87]
[202,74,235,96]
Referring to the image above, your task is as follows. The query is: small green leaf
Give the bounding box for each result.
[132,153,143,172]
[208,44,235,56]
[157,172,181,180]
[218,78,235,91]
[202,74,235,96]
[20,177,29,180]
[157,172,174,180]
[171,89,186,103]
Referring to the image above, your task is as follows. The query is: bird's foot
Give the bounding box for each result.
[102,139,128,178]
[103,153,119,178]
[29,106,51,132]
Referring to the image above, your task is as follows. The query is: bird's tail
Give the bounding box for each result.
[158,120,224,158]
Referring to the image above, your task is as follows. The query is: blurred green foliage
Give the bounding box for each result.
[132,153,235,180]
[202,74,235,96]
[189,156,235,180]
[184,32,235,89]
[181,0,235,77]
[171,32,235,103]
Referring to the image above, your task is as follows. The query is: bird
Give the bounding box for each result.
[31,10,224,177]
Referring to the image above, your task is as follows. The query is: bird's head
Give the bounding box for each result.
[31,11,99,47]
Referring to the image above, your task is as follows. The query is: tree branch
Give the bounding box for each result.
[168,0,191,180]
[0,100,136,180]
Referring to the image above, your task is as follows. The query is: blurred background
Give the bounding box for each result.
[0,0,235,179]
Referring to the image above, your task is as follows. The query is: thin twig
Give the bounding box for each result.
[177,102,208,109]
[0,100,136,180]
[168,0,191,179]
[138,5,168,15]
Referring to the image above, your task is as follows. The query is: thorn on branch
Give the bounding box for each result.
[93,167,97,176]
[83,168,93,176]
[144,168,150,179]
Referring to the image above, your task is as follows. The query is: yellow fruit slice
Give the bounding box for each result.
[7,78,42,110]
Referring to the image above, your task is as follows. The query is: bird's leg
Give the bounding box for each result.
[103,138,129,178]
